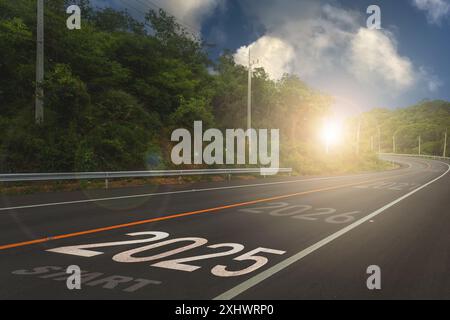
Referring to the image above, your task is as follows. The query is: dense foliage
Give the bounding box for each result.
[1,1,447,178]
[0,0,332,173]
[348,100,450,156]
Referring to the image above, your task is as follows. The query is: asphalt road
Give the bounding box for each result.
[0,155,449,300]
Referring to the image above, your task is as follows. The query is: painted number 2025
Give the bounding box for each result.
[46,232,286,277]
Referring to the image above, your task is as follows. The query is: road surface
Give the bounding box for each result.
[0,155,449,299]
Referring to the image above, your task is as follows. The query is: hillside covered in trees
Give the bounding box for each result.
[1,0,447,180]
[348,100,450,156]
[0,0,334,174]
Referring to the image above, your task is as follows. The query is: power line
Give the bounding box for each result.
[116,0,149,24]
[104,0,217,47]
[133,0,201,36]
[115,0,203,40]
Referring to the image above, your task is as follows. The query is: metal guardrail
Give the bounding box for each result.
[379,153,450,161]
[0,168,293,183]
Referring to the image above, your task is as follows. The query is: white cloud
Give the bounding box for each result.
[234,3,417,89]
[419,66,443,92]
[349,29,415,90]
[233,1,441,106]
[412,0,450,24]
[95,0,443,108]
[151,0,224,31]
[233,36,295,80]
[92,0,223,32]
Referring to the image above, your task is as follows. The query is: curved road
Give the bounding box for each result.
[0,155,449,299]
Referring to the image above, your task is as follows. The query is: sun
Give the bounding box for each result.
[320,119,343,150]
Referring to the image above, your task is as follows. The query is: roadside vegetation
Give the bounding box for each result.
[347,100,450,156]
[1,0,447,194]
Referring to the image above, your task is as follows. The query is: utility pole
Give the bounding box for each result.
[247,48,258,152]
[247,48,252,133]
[356,118,361,155]
[378,126,381,153]
[247,48,258,130]
[35,0,44,124]
[418,136,421,155]
[444,130,447,158]
[393,135,396,154]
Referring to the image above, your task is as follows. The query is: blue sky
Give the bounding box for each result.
[93,0,450,116]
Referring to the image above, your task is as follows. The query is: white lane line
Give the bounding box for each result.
[0,170,405,212]
[214,160,450,300]
[379,156,413,170]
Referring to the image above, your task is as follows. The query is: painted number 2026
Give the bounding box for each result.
[240,202,361,224]
[46,232,286,277]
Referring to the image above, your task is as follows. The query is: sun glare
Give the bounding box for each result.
[320,119,343,149]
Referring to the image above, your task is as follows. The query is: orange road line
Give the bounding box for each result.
[0,173,410,251]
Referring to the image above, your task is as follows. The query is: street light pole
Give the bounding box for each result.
[35,0,44,124]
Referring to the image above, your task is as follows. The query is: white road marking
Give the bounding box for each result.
[0,171,402,212]
[214,160,450,300]
[211,248,286,278]
[239,202,361,224]
[47,231,286,277]
[46,232,169,257]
